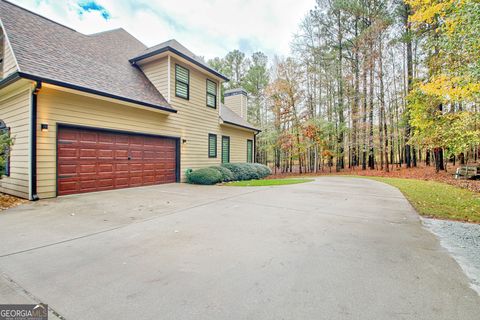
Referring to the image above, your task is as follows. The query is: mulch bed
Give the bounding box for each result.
[0,193,26,211]
[269,165,480,193]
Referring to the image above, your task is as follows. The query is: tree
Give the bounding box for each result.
[243,52,269,126]
[0,130,12,176]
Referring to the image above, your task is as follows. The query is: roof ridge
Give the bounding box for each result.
[1,0,77,32]
[88,28,125,36]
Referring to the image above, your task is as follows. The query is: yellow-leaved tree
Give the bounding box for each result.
[406,0,480,170]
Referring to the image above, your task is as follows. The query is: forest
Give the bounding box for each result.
[207,0,480,175]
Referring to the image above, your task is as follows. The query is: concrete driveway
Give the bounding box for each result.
[0,177,478,319]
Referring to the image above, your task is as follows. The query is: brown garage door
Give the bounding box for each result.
[57,126,178,196]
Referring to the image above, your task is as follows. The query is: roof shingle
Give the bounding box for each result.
[220,104,260,132]
[130,39,229,81]
[0,0,173,111]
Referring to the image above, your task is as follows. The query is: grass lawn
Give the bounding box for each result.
[226,178,314,187]
[362,177,480,223]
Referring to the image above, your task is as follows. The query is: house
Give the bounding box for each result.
[0,0,258,200]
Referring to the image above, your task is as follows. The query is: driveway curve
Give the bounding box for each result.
[0,177,478,320]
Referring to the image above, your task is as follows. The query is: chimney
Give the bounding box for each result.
[224,88,248,119]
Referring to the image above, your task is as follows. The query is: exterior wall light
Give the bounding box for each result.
[40,123,49,132]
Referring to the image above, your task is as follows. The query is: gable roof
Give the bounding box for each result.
[0,0,175,112]
[130,39,229,81]
[220,104,260,132]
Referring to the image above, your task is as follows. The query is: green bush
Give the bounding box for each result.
[186,167,222,185]
[221,163,272,181]
[210,166,234,182]
[240,163,260,180]
[222,163,253,180]
[252,163,272,178]
[185,163,271,185]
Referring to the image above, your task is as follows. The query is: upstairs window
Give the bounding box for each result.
[206,79,217,108]
[247,139,253,163]
[175,64,189,100]
[208,134,217,158]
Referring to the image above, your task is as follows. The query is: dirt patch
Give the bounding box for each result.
[269,165,480,193]
[0,193,26,211]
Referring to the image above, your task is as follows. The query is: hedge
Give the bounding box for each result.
[186,163,271,185]
[185,167,223,185]
[212,166,235,182]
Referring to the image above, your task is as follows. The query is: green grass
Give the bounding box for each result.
[361,177,480,223]
[225,178,314,187]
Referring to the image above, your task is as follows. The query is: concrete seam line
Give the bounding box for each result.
[0,272,67,320]
[0,188,267,258]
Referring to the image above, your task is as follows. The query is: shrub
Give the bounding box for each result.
[240,163,260,180]
[186,167,222,185]
[185,163,271,185]
[222,163,252,181]
[210,166,235,182]
[221,163,271,181]
[252,163,272,178]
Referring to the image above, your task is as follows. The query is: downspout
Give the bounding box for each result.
[30,82,41,201]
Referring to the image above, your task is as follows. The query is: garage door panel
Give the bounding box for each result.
[58,164,77,175]
[58,181,78,194]
[79,132,97,143]
[114,150,129,160]
[57,127,177,195]
[130,150,143,159]
[97,149,114,159]
[98,133,115,144]
[115,162,130,173]
[98,163,113,173]
[79,148,96,159]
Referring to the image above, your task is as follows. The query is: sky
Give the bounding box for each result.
[9,0,315,60]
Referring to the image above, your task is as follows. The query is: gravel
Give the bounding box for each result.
[423,218,480,295]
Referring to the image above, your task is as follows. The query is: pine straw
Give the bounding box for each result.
[269,165,480,193]
[0,193,26,211]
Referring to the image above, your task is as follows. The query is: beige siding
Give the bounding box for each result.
[140,58,169,102]
[0,87,30,198]
[220,126,253,163]
[35,55,254,198]
[1,28,18,78]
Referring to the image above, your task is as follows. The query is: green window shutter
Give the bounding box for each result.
[208,134,217,158]
[175,65,189,99]
[206,79,217,108]
[222,136,230,163]
[247,140,253,163]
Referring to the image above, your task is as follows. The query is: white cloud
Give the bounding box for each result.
[10,0,315,59]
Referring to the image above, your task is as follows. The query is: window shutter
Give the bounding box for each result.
[208,134,217,158]
[175,65,189,99]
[176,65,189,83]
[222,136,230,163]
[207,80,216,94]
[247,140,253,163]
[206,80,217,108]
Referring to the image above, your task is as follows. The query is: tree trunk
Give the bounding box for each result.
[403,2,413,168]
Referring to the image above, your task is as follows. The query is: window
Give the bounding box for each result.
[0,120,10,177]
[221,136,230,164]
[247,139,253,163]
[206,79,217,108]
[208,134,217,158]
[175,64,189,99]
